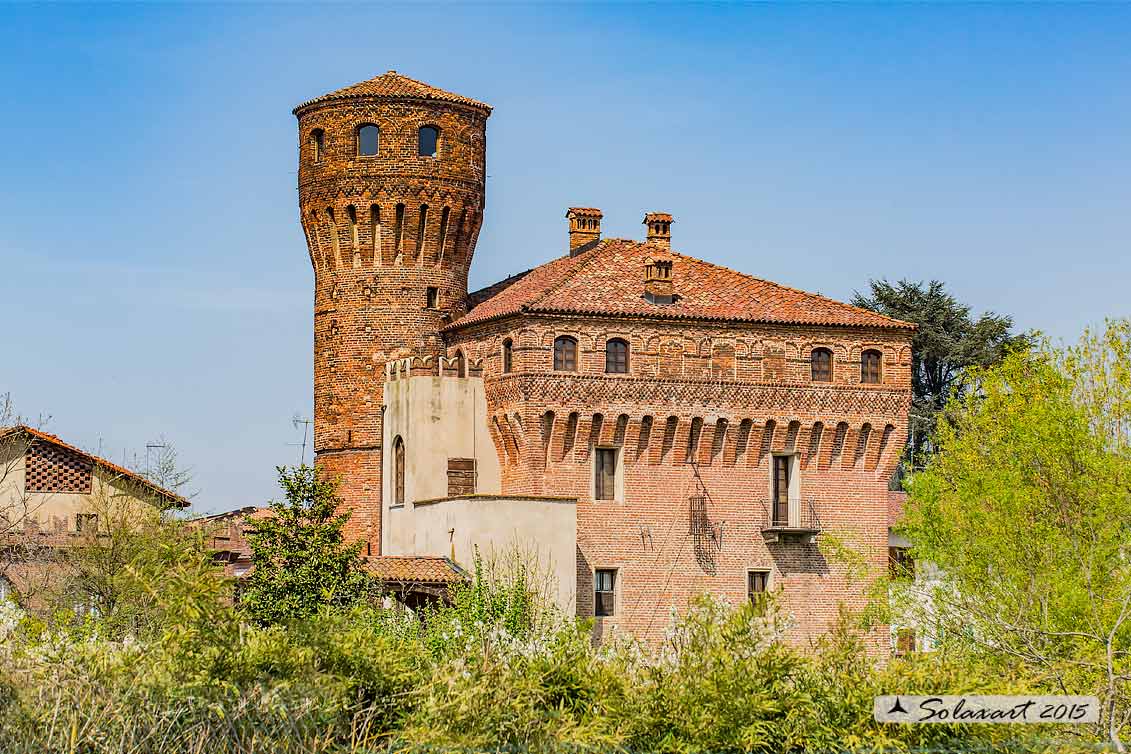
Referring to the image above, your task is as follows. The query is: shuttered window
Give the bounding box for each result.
[595,448,617,501]
[811,348,832,382]
[862,350,882,384]
[553,336,577,371]
[772,455,790,527]
[447,458,476,497]
[595,569,616,616]
[748,571,769,612]
[605,338,629,374]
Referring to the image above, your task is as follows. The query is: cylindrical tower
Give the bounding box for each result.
[294,71,491,550]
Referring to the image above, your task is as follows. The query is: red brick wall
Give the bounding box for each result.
[296,96,489,547]
[446,315,912,650]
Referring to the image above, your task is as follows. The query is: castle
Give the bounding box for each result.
[294,72,914,647]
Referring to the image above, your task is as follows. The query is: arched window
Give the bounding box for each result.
[810,347,833,382]
[357,124,379,156]
[418,125,439,157]
[861,349,882,384]
[393,436,405,506]
[553,336,578,372]
[454,349,466,378]
[605,338,629,374]
[502,339,514,373]
[310,129,325,163]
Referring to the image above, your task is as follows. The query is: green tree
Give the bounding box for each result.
[240,465,371,624]
[898,320,1131,751]
[852,279,1031,468]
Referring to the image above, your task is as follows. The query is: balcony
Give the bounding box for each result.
[758,498,822,545]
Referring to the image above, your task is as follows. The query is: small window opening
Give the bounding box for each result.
[394,204,405,256]
[426,286,439,309]
[358,124,379,156]
[502,338,514,373]
[76,513,98,533]
[393,436,405,506]
[595,569,616,616]
[311,129,325,163]
[595,448,617,501]
[418,125,439,157]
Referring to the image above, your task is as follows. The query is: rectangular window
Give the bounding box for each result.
[895,627,917,656]
[888,546,915,579]
[772,455,790,527]
[447,457,476,497]
[595,568,616,616]
[595,448,617,501]
[426,286,439,308]
[748,570,769,611]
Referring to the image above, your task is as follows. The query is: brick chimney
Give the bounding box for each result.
[566,207,602,255]
[643,212,672,248]
[644,256,674,304]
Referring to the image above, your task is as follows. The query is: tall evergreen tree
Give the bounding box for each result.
[240,465,370,624]
[852,279,1031,468]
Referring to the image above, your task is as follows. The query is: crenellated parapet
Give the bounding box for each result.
[384,354,486,381]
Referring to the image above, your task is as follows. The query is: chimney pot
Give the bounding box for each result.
[643,256,674,304]
[566,207,602,256]
[643,212,672,248]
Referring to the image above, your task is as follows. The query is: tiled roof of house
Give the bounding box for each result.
[365,555,467,585]
[449,239,915,331]
[294,71,491,115]
[0,425,190,508]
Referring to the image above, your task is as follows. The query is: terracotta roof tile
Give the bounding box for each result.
[294,71,491,115]
[449,239,915,331]
[0,425,189,507]
[365,555,467,584]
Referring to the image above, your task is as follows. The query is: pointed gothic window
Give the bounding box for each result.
[393,436,405,506]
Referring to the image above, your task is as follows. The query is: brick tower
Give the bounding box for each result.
[294,72,491,550]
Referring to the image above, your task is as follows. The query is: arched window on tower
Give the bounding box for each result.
[810,347,833,382]
[605,338,629,374]
[357,124,379,156]
[502,339,514,373]
[861,349,883,384]
[553,336,578,372]
[418,125,439,157]
[393,436,405,506]
[310,129,325,163]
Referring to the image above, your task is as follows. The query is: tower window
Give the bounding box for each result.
[811,348,833,382]
[502,338,513,373]
[357,124,379,156]
[748,570,769,611]
[426,287,439,308]
[311,129,325,163]
[418,125,439,157]
[553,336,578,372]
[595,448,617,501]
[393,436,405,507]
[454,349,466,378]
[861,349,882,384]
[605,338,629,374]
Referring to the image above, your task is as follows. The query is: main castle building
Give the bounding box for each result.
[295,72,914,647]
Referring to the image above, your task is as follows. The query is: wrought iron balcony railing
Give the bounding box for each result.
[758,498,822,544]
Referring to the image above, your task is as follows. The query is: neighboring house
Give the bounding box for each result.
[294,72,915,650]
[887,489,942,656]
[0,425,188,603]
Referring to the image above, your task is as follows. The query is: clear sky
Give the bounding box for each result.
[2,3,1128,514]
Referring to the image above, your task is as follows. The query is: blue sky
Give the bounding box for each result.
[2,3,1129,514]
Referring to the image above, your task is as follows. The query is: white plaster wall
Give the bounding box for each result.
[381,369,501,555]
[413,496,577,614]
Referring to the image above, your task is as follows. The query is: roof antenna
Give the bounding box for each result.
[290,414,313,466]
